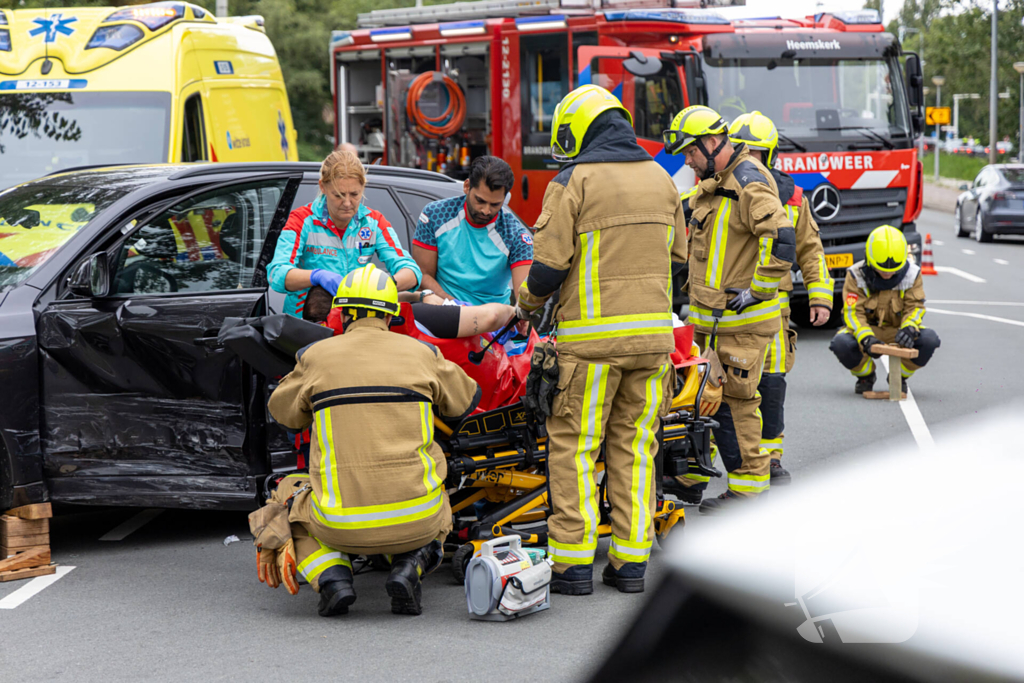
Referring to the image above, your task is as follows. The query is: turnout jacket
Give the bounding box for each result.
[517,113,689,358]
[841,260,926,342]
[268,318,480,550]
[771,170,834,310]
[686,146,796,335]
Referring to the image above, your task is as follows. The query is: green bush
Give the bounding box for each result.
[920,152,1013,182]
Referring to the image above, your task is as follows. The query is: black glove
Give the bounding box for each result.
[895,326,919,349]
[725,288,758,314]
[861,335,882,358]
[523,342,560,420]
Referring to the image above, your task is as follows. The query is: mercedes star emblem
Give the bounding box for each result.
[810,184,841,222]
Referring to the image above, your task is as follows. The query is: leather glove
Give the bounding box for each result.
[257,546,281,588]
[699,380,722,417]
[276,538,300,595]
[861,335,882,358]
[895,326,919,349]
[725,288,758,314]
[309,269,343,295]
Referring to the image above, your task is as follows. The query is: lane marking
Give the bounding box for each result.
[0,566,75,610]
[929,300,1024,306]
[994,258,1009,265]
[99,509,163,542]
[877,357,935,452]
[934,266,986,283]
[933,239,945,246]
[961,249,976,255]
[929,308,1024,328]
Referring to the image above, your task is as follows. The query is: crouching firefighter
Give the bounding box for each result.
[830,225,940,393]
[515,85,688,595]
[256,264,481,617]
[661,105,796,513]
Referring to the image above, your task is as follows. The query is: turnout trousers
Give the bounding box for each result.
[545,351,673,574]
[269,474,450,592]
[759,304,796,463]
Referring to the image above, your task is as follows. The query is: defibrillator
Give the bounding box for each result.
[465,536,552,621]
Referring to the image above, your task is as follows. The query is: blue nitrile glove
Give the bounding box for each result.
[309,269,342,295]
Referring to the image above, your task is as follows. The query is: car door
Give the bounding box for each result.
[37,174,301,509]
[965,169,987,222]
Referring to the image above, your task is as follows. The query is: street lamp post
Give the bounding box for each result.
[1015,62,1024,161]
[953,93,982,141]
[933,76,945,180]
[989,0,998,165]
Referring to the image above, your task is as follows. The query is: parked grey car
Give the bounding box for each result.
[954,164,1024,242]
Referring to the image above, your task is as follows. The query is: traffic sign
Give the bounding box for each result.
[926,106,951,126]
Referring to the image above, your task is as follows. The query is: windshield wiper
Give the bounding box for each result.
[814,126,895,150]
[776,132,806,153]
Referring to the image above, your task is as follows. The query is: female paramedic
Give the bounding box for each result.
[268,149,422,318]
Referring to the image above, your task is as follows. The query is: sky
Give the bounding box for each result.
[716,0,901,25]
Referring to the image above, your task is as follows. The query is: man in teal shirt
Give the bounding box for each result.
[412,157,533,306]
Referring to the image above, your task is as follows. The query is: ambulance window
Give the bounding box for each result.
[181,95,207,162]
[111,179,289,294]
[520,35,569,148]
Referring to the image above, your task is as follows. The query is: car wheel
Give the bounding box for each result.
[975,212,994,243]
[954,205,969,238]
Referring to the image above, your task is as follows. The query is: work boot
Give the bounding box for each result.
[317,565,356,617]
[901,378,908,395]
[855,372,876,394]
[602,562,646,594]
[385,540,442,616]
[550,564,594,596]
[769,460,791,486]
[661,477,703,505]
[698,490,746,514]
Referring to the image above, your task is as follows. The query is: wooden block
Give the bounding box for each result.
[2,533,49,549]
[4,503,53,520]
[1,544,48,560]
[868,344,920,360]
[0,547,50,571]
[0,515,49,536]
[863,391,907,400]
[0,563,57,582]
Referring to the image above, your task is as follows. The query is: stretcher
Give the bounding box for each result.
[218,309,719,582]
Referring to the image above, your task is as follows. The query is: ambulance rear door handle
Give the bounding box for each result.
[521,175,529,200]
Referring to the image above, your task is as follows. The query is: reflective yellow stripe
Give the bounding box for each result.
[666,224,674,300]
[808,281,833,298]
[901,361,917,378]
[609,536,652,563]
[758,236,773,267]
[548,539,598,565]
[851,355,875,377]
[760,437,783,455]
[779,291,790,311]
[706,199,731,289]
[690,299,780,328]
[902,308,925,328]
[843,302,871,341]
[298,539,351,581]
[751,274,781,296]
[629,364,669,543]
[728,473,770,493]
[558,313,673,343]
[767,316,786,374]
[312,485,443,530]
[315,408,341,510]
[416,402,442,491]
[786,205,798,225]
[579,230,601,320]
[573,363,608,545]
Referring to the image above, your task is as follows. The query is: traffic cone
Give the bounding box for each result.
[920,233,937,275]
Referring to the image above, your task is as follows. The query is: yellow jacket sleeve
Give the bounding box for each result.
[841,272,874,342]
[517,181,580,313]
[795,196,834,308]
[268,357,313,431]
[900,272,927,329]
[741,181,796,301]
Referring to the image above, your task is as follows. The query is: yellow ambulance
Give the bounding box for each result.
[0,1,299,190]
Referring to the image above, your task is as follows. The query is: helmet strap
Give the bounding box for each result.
[695,135,728,180]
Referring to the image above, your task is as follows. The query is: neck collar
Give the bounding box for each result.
[464,201,498,229]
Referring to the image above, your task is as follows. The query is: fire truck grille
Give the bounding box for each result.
[817,187,908,247]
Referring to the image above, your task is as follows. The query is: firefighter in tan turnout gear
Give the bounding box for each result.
[260,264,480,617]
[515,85,687,595]
[662,105,796,513]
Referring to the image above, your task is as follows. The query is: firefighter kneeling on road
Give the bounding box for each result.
[255,264,480,617]
[662,105,796,513]
[830,225,940,393]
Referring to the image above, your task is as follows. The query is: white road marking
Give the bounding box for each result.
[933,239,945,246]
[994,258,1009,265]
[99,508,163,542]
[877,357,935,452]
[933,266,986,283]
[929,308,1024,328]
[961,249,976,255]
[0,566,75,610]
[929,300,1024,306]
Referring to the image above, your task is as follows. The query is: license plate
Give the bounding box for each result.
[826,253,854,269]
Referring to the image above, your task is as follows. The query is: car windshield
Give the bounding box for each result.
[0,91,171,189]
[0,175,141,293]
[1000,168,1024,184]
[703,57,911,146]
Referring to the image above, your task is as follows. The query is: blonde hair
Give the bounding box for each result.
[320,149,366,187]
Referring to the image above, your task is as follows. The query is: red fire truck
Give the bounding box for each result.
[330,0,925,323]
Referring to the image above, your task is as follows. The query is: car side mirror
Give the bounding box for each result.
[904,54,924,109]
[622,51,663,78]
[69,252,110,298]
[960,183,969,191]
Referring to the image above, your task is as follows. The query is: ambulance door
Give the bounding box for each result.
[178,85,210,163]
[577,46,692,189]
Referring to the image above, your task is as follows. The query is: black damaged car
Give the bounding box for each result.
[0,163,462,511]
